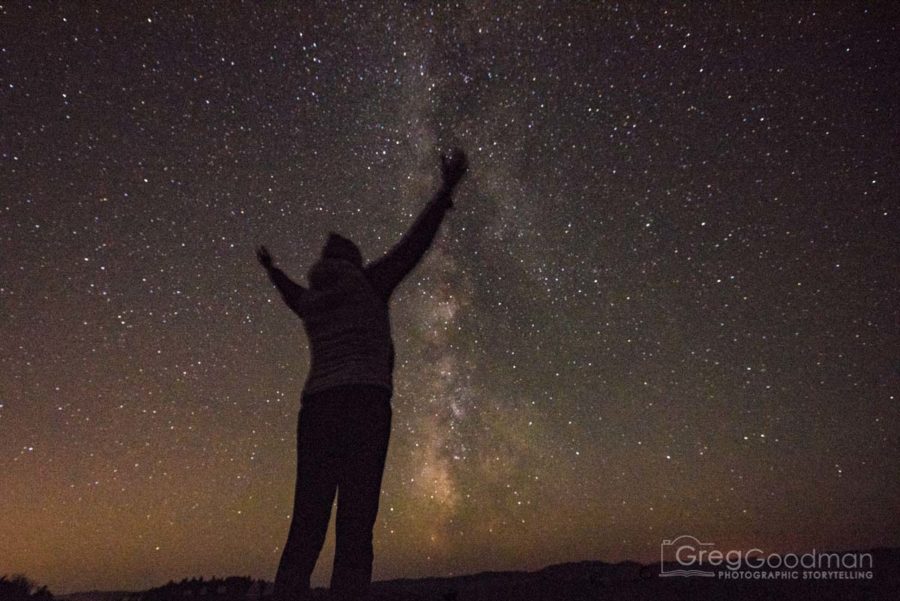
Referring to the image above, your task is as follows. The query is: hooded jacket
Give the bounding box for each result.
[295,258,395,395]
[265,189,453,396]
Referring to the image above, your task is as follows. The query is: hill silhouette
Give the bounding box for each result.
[52,547,900,601]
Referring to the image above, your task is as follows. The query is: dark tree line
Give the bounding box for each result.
[0,575,54,601]
[139,577,269,601]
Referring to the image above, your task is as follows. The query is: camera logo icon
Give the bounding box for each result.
[660,534,717,577]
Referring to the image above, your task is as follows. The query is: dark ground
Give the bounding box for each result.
[55,547,900,601]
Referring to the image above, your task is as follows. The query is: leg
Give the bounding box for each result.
[274,401,340,601]
[331,387,392,599]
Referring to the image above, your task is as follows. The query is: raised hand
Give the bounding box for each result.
[440,148,468,191]
[256,245,274,270]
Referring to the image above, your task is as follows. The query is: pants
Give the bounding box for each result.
[274,384,392,601]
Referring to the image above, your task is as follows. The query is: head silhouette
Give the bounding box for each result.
[321,232,363,268]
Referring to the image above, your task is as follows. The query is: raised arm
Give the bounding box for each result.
[366,149,468,298]
[257,245,306,316]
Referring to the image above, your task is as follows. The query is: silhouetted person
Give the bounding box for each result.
[258,149,469,601]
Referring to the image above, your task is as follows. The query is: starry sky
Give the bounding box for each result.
[1,2,898,594]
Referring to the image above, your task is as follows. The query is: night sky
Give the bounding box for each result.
[1,2,898,594]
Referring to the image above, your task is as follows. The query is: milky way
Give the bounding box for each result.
[1,2,898,593]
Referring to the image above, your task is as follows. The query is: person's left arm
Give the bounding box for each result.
[257,245,307,316]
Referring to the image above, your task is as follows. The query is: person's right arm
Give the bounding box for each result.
[365,149,468,298]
